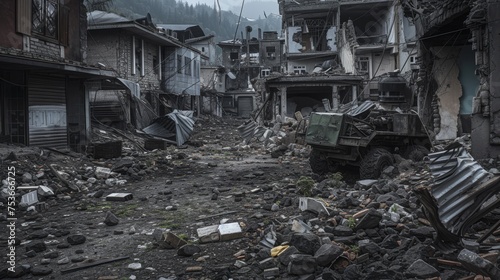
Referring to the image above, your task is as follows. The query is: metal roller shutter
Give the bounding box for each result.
[28,75,68,149]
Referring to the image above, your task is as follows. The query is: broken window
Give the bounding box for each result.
[32,0,58,39]
[230,52,239,61]
[261,69,270,77]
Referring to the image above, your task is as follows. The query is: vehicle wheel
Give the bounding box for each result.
[404,145,430,162]
[309,149,329,174]
[359,148,394,179]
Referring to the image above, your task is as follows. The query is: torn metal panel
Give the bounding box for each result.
[142,110,194,146]
[415,146,500,245]
[237,120,258,142]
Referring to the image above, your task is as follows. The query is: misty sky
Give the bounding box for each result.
[180,0,278,18]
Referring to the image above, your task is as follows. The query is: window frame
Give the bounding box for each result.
[32,0,59,41]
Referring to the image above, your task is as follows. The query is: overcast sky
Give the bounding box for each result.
[180,0,278,18]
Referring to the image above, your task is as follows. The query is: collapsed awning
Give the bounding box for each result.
[142,110,195,147]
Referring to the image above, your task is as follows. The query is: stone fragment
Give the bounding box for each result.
[67,234,86,245]
[105,193,133,201]
[458,249,500,279]
[314,243,343,267]
[104,211,119,226]
[333,225,353,236]
[405,259,440,278]
[26,240,46,253]
[355,209,382,230]
[31,266,53,276]
[287,254,317,275]
[263,267,280,277]
[43,251,59,259]
[197,225,220,243]
[278,246,299,265]
[30,230,49,239]
[218,222,243,241]
[162,232,187,249]
[57,257,70,265]
[290,233,321,255]
[128,263,142,270]
[186,266,203,272]
[177,244,201,257]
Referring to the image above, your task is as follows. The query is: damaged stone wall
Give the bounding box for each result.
[430,47,462,140]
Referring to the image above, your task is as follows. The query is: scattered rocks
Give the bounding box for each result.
[67,234,86,245]
[104,211,119,226]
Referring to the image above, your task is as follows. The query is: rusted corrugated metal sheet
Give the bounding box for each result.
[416,146,500,245]
[142,110,194,146]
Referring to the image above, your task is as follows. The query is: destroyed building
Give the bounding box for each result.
[217,29,285,118]
[0,0,129,152]
[401,0,500,159]
[262,0,417,120]
[86,12,208,129]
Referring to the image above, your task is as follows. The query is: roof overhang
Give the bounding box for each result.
[89,23,207,59]
[0,53,116,78]
[266,74,364,86]
[89,23,183,48]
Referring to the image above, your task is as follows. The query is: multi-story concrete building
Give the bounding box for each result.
[0,0,123,151]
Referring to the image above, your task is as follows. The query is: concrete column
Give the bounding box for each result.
[352,85,357,102]
[281,86,287,118]
[332,85,339,111]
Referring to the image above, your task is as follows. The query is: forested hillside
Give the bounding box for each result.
[91,0,281,42]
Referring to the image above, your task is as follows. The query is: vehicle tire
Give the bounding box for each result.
[359,148,394,179]
[309,149,329,174]
[404,145,430,162]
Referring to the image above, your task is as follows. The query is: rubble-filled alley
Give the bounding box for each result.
[2,115,500,280]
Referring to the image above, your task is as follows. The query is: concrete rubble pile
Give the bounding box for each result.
[3,114,500,279]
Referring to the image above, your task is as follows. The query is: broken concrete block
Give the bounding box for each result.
[95,167,114,179]
[162,232,187,249]
[218,222,243,241]
[458,249,500,279]
[299,197,329,215]
[197,225,220,243]
[105,193,133,202]
[291,219,311,233]
[263,267,280,277]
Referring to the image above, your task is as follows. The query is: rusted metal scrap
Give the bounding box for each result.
[415,146,500,247]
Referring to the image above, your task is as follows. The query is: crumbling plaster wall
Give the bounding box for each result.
[431,46,462,140]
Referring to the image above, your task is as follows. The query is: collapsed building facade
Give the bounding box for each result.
[262,0,418,121]
[400,0,500,159]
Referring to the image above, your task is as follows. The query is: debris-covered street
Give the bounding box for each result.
[2,115,500,280]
